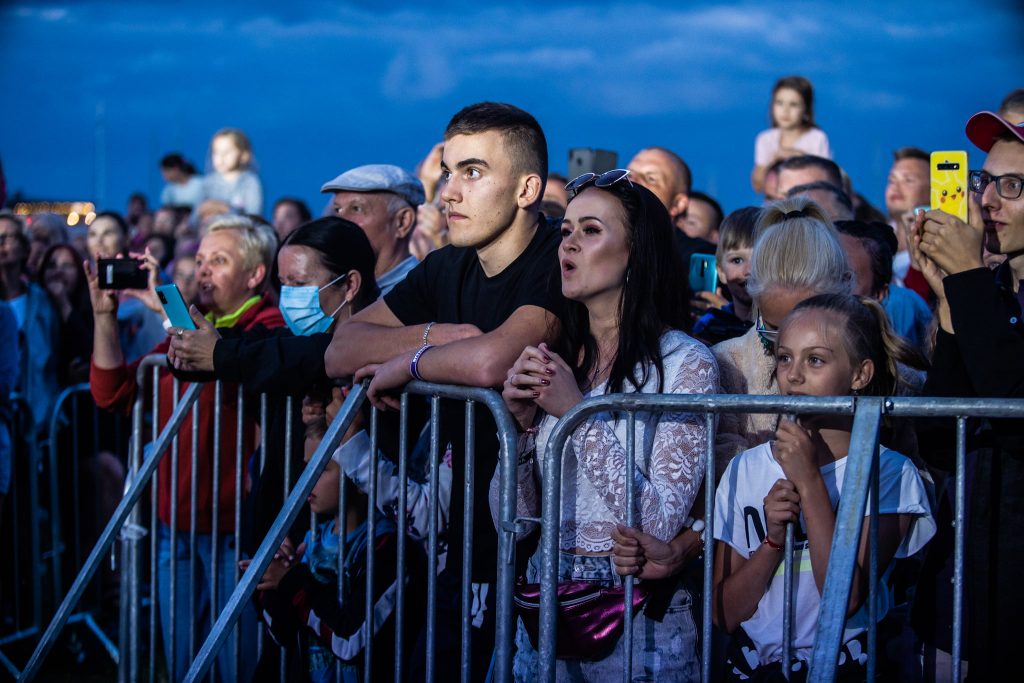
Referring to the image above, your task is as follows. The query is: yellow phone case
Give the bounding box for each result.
[930,150,968,222]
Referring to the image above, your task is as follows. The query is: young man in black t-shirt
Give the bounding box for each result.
[325,101,564,680]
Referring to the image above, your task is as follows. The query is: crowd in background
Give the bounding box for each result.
[0,80,1022,682]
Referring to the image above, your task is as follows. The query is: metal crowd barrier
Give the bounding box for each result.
[20,379,1023,682]
[1,383,131,678]
[184,379,521,683]
[538,392,1024,683]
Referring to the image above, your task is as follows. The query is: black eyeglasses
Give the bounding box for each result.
[969,170,1024,200]
[564,169,633,199]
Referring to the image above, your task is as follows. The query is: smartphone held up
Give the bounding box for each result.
[930,150,968,222]
[96,258,148,290]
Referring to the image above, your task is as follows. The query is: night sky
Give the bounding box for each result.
[2,1,1021,218]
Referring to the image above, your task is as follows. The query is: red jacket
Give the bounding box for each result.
[91,296,284,533]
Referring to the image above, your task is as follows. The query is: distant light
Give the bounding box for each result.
[67,212,80,226]
[85,212,96,225]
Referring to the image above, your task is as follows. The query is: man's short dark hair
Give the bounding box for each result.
[892,147,929,164]
[645,146,692,195]
[777,155,843,188]
[444,102,548,191]
[835,220,896,296]
[785,181,853,213]
[688,190,722,227]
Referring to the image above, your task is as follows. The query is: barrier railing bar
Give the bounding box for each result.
[46,384,90,612]
[208,382,222,682]
[234,389,245,681]
[364,405,379,678]
[701,411,715,683]
[460,399,476,683]
[169,378,183,683]
[336,393,349,683]
[180,383,367,683]
[622,410,636,683]
[150,362,162,683]
[782,521,795,680]
[867,440,880,682]
[280,395,294,683]
[128,377,143,683]
[188,400,200,662]
[807,397,883,682]
[952,416,967,683]
[394,394,409,683]
[19,380,203,682]
[425,395,440,683]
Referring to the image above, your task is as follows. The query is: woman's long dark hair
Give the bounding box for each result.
[556,180,690,394]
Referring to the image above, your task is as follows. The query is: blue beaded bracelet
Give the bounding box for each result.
[410,344,434,381]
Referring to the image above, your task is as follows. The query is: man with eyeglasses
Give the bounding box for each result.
[907,111,1024,679]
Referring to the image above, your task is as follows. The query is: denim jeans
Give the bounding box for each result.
[156,523,257,682]
[514,551,700,682]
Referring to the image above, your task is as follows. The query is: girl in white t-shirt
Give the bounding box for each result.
[712,293,935,681]
[751,76,832,193]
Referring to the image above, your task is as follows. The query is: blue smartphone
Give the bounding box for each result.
[688,253,718,293]
[156,284,197,330]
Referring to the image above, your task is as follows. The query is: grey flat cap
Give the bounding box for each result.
[320,164,425,206]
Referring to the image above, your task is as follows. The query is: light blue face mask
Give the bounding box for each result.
[280,273,348,336]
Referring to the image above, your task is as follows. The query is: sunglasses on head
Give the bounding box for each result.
[564,169,633,199]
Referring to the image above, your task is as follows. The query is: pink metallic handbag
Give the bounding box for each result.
[513,579,648,660]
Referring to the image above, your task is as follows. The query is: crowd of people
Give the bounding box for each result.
[1,79,1023,682]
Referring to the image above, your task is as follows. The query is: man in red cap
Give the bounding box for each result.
[907,110,1024,678]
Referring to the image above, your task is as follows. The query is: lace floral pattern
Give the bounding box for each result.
[506,331,719,553]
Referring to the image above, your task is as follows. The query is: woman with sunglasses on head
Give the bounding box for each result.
[499,170,718,680]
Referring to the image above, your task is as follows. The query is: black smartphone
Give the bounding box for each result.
[97,258,148,290]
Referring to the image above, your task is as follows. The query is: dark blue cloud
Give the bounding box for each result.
[1,1,1021,217]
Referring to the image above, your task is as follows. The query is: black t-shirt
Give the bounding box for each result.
[384,217,565,580]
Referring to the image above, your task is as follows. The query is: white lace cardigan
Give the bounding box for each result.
[493,330,720,553]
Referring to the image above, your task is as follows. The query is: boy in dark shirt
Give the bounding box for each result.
[325,102,565,680]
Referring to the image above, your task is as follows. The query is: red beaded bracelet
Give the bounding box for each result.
[762,536,784,551]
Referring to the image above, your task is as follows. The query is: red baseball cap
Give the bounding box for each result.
[965,111,1024,152]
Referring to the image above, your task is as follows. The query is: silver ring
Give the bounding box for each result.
[176,329,184,338]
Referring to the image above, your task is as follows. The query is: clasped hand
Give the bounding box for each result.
[501,342,582,430]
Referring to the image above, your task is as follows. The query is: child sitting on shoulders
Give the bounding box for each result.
[752,76,831,193]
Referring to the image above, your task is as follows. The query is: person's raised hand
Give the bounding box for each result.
[84,255,119,317]
[918,200,985,277]
[501,346,549,432]
[168,305,220,372]
[773,419,820,491]
[763,478,800,548]
[530,342,583,419]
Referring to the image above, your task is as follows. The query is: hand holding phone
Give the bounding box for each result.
[156,284,197,330]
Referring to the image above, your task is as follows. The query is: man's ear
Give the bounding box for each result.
[517,174,544,210]
[670,192,689,221]
[851,358,875,392]
[392,206,416,239]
